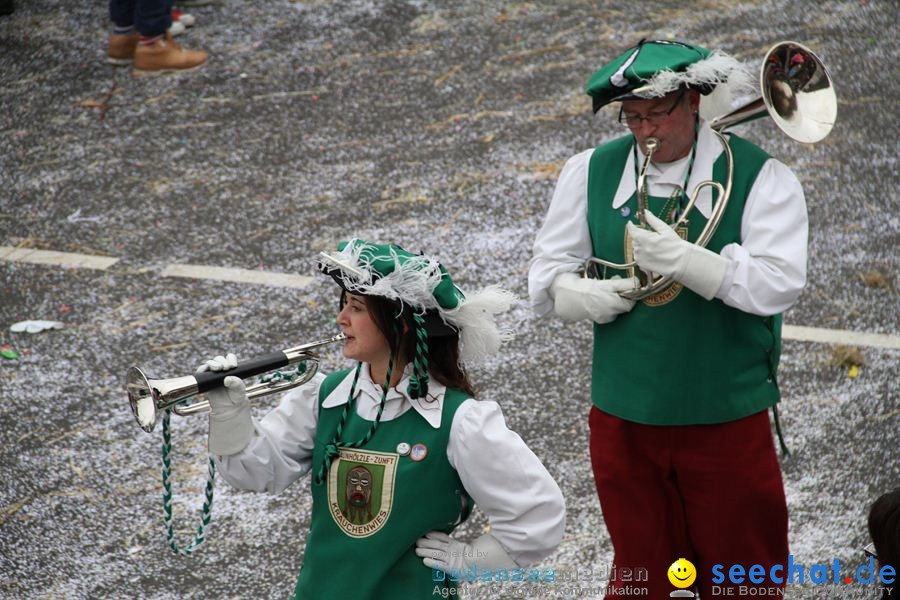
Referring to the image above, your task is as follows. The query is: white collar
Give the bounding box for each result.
[322,363,447,429]
[611,120,724,218]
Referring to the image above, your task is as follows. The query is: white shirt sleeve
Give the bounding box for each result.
[447,399,566,567]
[528,149,595,317]
[214,372,325,494]
[715,158,808,315]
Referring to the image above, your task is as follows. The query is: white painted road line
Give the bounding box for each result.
[0,246,119,270]
[3,247,898,349]
[160,263,314,289]
[782,325,900,350]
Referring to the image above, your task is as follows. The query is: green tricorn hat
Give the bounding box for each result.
[586,39,749,113]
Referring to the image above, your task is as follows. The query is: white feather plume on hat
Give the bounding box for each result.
[443,285,518,363]
[633,50,757,121]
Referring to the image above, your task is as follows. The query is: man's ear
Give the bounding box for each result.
[688,88,701,115]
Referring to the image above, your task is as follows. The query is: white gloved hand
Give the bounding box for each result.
[627,210,729,300]
[196,353,254,456]
[551,271,638,324]
[415,531,518,573]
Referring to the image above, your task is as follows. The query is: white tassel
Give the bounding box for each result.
[444,286,518,364]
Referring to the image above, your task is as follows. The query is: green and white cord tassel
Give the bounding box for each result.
[314,356,393,486]
[407,312,430,399]
[161,410,215,555]
[259,362,308,384]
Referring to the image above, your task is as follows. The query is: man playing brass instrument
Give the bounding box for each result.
[528,40,808,598]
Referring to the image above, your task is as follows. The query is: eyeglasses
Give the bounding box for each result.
[863,542,879,561]
[618,90,686,127]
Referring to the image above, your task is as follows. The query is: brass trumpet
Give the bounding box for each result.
[125,333,346,432]
[585,41,837,299]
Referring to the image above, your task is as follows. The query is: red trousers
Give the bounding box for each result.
[589,408,788,599]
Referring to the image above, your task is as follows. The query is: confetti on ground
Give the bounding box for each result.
[0,1,896,599]
[9,320,65,333]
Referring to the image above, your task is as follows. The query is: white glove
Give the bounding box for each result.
[551,271,638,324]
[627,210,729,300]
[196,353,254,456]
[415,531,518,574]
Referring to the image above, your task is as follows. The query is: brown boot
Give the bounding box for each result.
[133,33,207,74]
[107,32,139,66]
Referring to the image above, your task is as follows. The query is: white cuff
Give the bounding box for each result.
[209,406,254,456]
[551,272,588,322]
[678,245,729,300]
[468,533,519,570]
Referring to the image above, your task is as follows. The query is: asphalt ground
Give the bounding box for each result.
[1,1,898,599]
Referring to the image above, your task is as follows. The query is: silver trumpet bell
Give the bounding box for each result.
[126,333,346,432]
[711,41,838,143]
[585,41,837,300]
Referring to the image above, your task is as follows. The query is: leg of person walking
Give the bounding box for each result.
[590,408,695,599]
[132,0,206,73]
[674,411,789,599]
[108,0,140,65]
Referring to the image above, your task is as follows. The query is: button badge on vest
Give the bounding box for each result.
[396,442,411,456]
[409,443,428,462]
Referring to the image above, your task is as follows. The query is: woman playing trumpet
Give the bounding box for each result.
[199,239,565,599]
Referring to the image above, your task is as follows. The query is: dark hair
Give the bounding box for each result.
[345,292,475,397]
[868,487,900,593]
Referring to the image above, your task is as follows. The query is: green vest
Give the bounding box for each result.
[292,370,471,600]
[586,133,782,425]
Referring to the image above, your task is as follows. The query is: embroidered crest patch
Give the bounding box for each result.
[624,224,689,306]
[328,448,397,538]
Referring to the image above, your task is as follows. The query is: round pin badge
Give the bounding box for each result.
[620,206,631,218]
[396,442,411,456]
[409,443,428,462]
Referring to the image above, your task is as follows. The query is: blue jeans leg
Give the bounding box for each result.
[110,0,171,37]
[109,0,135,27]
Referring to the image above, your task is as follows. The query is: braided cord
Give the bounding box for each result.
[407,312,429,399]
[312,363,361,485]
[161,410,215,555]
[314,356,393,485]
[259,361,308,384]
[631,117,699,221]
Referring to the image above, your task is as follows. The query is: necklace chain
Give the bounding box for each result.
[631,116,699,224]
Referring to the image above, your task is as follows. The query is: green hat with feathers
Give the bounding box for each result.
[318,239,517,398]
[586,39,753,115]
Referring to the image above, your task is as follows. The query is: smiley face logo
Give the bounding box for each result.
[668,558,696,588]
